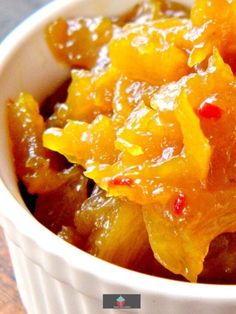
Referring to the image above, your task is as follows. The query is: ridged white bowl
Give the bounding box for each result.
[1,0,236,313]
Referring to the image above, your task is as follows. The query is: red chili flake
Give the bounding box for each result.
[109,176,133,187]
[173,193,186,215]
[198,102,222,120]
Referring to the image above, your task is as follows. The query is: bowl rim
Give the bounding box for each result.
[1,0,236,302]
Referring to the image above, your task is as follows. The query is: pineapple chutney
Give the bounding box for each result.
[8,0,236,283]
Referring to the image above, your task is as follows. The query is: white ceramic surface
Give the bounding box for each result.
[1,0,236,313]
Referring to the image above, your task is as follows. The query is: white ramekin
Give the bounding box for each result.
[1,0,236,313]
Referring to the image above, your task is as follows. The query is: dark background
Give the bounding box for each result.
[0,1,51,313]
[0,0,50,40]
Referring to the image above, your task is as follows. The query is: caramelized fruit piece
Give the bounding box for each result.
[116,0,163,25]
[35,167,88,233]
[58,226,85,249]
[175,91,211,181]
[7,93,73,194]
[86,156,199,206]
[41,79,71,121]
[115,0,190,25]
[43,115,118,167]
[48,67,119,126]
[75,190,149,268]
[134,247,185,280]
[112,76,159,128]
[130,0,190,22]
[66,67,118,122]
[109,18,191,85]
[200,232,236,283]
[46,17,113,69]
[163,1,190,18]
[151,49,233,113]
[143,189,236,282]
[115,101,180,157]
[187,0,236,70]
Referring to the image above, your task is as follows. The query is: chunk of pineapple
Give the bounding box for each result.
[75,190,149,268]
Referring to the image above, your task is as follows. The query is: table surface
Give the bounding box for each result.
[0,228,25,314]
[0,1,51,313]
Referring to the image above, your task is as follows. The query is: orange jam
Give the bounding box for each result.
[8,0,236,283]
